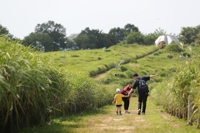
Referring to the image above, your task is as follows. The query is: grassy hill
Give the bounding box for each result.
[40,44,158,77]
[39,43,198,105]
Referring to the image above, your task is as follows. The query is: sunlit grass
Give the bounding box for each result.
[40,44,157,75]
[19,97,199,133]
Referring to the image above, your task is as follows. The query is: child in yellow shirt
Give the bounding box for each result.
[112,88,129,115]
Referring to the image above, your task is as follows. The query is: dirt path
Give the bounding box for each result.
[68,97,197,133]
[94,70,110,80]
[21,97,199,133]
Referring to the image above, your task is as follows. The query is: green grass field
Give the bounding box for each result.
[40,44,158,76]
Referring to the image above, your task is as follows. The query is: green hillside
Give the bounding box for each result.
[40,44,158,77]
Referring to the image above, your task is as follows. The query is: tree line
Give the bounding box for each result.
[1,21,200,52]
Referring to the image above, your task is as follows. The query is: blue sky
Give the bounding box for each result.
[0,0,199,39]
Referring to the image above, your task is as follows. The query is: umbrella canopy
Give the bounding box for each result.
[155,35,179,46]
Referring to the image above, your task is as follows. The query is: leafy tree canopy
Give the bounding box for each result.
[154,27,167,36]
[74,27,117,49]
[109,27,126,42]
[179,25,200,44]
[23,33,53,52]
[23,21,67,51]
[0,24,9,35]
[125,31,144,44]
[0,24,16,40]
[124,23,139,34]
[143,33,158,45]
[35,20,66,50]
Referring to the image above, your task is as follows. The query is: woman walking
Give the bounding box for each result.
[121,82,133,114]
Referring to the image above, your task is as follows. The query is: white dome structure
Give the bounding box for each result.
[155,35,179,48]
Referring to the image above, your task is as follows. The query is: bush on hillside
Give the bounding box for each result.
[165,43,184,56]
[120,66,127,72]
[98,57,102,60]
[153,51,162,56]
[104,49,111,52]
[119,73,126,78]
[131,60,138,63]
[167,55,173,59]
[182,52,191,57]
[71,54,79,57]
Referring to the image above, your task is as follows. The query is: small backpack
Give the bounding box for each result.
[138,78,149,93]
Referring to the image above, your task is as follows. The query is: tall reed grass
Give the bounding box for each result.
[0,37,113,133]
[151,56,200,128]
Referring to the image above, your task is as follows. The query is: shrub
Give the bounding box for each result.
[104,49,111,52]
[98,57,102,60]
[167,55,173,59]
[153,51,162,56]
[140,71,147,75]
[120,66,127,72]
[71,55,79,57]
[182,52,191,57]
[153,52,159,56]
[131,60,138,63]
[154,78,162,82]
[119,73,126,78]
[169,68,177,72]
[160,72,166,77]
[165,43,184,55]
[100,78,112,84]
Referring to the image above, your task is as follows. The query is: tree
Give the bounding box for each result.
[88,29,102,48]
[124,23,139,34]
[195,33,200,46]
[74,27,117,49]
[66,34,78,49]
[0,24,9,35]
[0,24,15,40]
[179,26,199,44]
[23,33,53,52]
[143,33,158,45]
[35,20,67,51]
[74,34,91,49]
[74,27,97,49]
[109,27,125,42]
[101,33,118,48]
[125,31,144,44]
[67,34,78,41]
[154,27,167,36]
